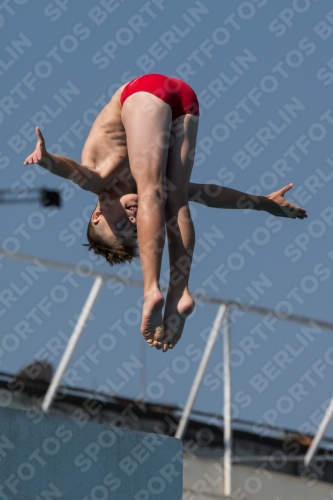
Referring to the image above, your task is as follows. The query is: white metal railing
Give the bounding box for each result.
[2,250,333,496]
[41,276,104,412]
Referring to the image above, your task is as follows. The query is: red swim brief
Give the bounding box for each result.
[120,74,200,120]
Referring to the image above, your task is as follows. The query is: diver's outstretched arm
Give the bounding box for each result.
[188,182,307,219]
[23,127,103,193]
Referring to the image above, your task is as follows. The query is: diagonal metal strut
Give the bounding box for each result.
[42,276,104,413]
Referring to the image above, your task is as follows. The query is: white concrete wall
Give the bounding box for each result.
[184,454,333,500]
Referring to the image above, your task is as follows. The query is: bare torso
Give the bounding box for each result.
[81,83,136,195]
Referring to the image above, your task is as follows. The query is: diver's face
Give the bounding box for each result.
[93,194,138,246]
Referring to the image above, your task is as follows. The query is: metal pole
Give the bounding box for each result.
[175,304,227,440]
[2,251,333,334]
[223,307,232,497]
[42,276,104,413]
[304,396,333,466]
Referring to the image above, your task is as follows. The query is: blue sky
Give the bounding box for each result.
[1,0,333,437]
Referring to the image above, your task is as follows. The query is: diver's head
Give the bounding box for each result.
[84,193,139,265]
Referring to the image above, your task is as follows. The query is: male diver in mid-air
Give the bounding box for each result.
[24,74,307,352]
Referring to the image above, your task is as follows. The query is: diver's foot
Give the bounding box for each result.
[162,291,195,352]
[141,289,165,350]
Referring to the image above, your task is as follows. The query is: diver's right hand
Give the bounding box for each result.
[23,127,48,165]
